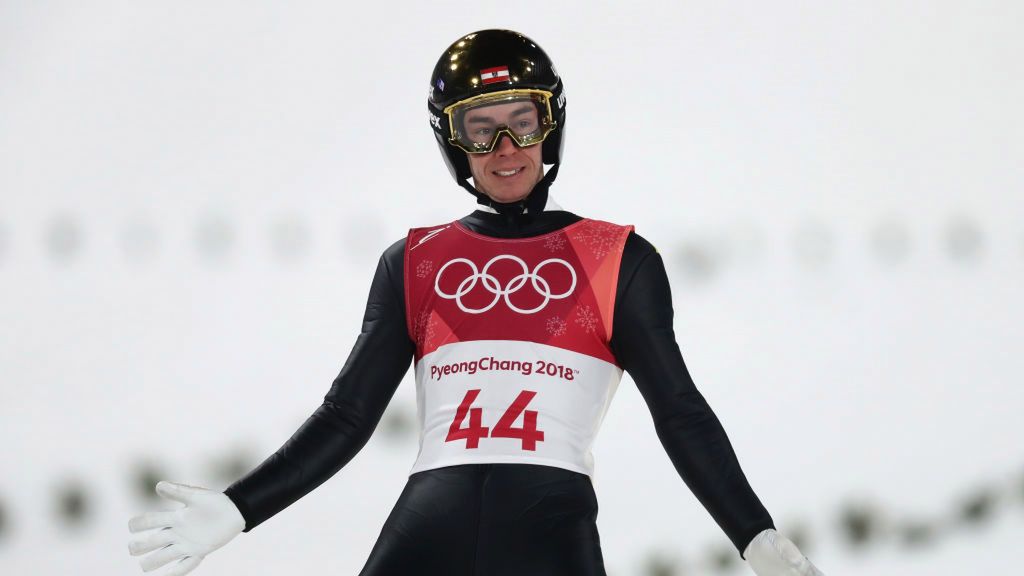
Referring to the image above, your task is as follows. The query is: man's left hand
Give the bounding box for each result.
[744,528,824,576]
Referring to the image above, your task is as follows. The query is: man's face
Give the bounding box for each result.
[461,101,544,204]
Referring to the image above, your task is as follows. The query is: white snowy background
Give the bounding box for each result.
[1,1,1021,575]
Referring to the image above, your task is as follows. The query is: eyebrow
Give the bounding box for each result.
[465,105,535,125]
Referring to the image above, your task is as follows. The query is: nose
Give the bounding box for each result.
[494,131,519,156]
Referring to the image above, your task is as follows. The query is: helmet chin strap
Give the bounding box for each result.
[462,163,560,217]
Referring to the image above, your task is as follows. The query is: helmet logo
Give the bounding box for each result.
[429,112,442,130]
[437,78,445,92]
[480,65,511,85]
[556,91,566,110]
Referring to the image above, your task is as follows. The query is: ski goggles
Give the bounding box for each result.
[443,89,557,154]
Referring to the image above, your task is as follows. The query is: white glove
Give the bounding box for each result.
[128,481,246,575]
[744,528,824,576]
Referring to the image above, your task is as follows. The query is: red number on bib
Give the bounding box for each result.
[445,389,545,451]
[492,390,545,451]
[446,389,489,448]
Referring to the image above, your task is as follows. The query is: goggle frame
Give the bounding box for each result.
[443,89,558,154]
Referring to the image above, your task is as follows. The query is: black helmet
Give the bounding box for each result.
[428,29,566,211]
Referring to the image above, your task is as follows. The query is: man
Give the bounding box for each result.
[128,29,824,576]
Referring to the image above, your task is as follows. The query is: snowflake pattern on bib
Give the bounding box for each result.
[415,259,435,279]
[413,309,436,348]
[545,315,568,337]
[571,221,623,259]
[574,305,598,334]
[544,234,566,252]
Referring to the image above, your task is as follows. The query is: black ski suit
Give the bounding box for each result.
[224,204,775,575]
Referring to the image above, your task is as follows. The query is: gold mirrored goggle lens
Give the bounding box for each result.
[444,90,556,154]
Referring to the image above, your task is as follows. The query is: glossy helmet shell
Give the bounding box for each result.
[428,29,566,184]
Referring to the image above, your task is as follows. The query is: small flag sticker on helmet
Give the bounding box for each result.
[480,66,511,85]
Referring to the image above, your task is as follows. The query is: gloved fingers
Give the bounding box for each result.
[745,528,826,576]
[778,538,824,576]
[138,543,187,572]
[155,481,209,505]
[128,527,177,556]
[129,510,178,533]
[775,536,805,564]
[804,560,825,576]
[162,555,202,576]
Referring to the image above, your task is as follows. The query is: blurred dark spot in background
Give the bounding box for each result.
[674,239,721,285]
[207,448,259,488]
[957,486,998,526]
[54,478,91,530]
[132,461,170,502]
[195,213,234,263]
[707,543,737,571]
[943,215,983,263]
[377,404,415,443]
[46,214,83,263]
[642,551,680,576]
[898,518,938,548]
[784,520,811,553]
[0,496,9,543]
[838,500,881,550]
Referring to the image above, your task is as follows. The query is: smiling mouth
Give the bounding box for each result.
[493,167,524,177]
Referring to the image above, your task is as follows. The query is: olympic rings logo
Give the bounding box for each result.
[434,255,577,314]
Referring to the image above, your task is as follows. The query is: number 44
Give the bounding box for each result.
[446,389,545,451]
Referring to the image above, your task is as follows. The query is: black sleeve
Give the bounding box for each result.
[609,232,775,556]
[223,238,414,532]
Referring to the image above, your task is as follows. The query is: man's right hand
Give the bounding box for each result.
[128,481,245,575]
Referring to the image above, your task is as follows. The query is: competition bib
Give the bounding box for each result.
[403,218,633,477]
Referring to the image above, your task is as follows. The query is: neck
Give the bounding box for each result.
[459,197,581,240]
[477,193,563,215]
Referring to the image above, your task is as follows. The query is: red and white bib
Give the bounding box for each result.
[404,218,634,477]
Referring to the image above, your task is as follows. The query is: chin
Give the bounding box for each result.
[475,182,530,204]
[493,189,531,203]
[489,191,531,205]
